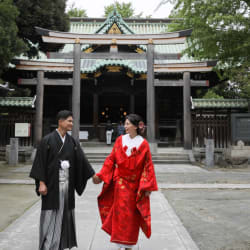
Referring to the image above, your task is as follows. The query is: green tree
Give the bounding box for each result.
[67,3,87,18]
[13,0,70,57]
[202,89,224,99]
[165,0,250,98]
[0,0,26,75]
[104,1,142,18]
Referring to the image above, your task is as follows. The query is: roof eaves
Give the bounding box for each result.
[0,96,36,108]
[81,59,146,74]
[191,98,249,109]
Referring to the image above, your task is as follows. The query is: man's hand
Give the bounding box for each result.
[92,174,102,184]
[39,181,48,196]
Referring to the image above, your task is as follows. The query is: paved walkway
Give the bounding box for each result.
[0,164,199,250]
[2,162,250,249]
[158,183,250,189]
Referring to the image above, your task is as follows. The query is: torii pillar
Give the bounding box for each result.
[72,42,81,140]
[34,70,44,147]
[183,71,192,149]
[147,42,157,153]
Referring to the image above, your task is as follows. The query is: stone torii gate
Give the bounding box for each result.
[15,59,216,150]
[18,27,216,151]
[34,27,194,152]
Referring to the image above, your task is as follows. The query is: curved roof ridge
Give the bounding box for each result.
[94,9,135,35]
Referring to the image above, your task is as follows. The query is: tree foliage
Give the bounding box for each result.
[0,0,26,75]
[67,3,88,18]
[201,89,224,99]
[166,0,250,98]
[13,0,70,57]
[104,1,143,18]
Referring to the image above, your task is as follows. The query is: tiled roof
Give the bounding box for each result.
[0,97,35,108]
[69,17,170,34]
[15,12,199,73]
[79,10,146,55]
[94,10,135,34]
[81,59,146,74]
[191,98,249,109]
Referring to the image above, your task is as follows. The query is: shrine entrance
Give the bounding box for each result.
[14,21,217,151]
[99,94,129,123]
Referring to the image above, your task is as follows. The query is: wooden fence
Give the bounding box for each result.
[192,114,231,148]
[0,112,34,147]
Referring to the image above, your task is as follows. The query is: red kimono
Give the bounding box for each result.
[96,135,158,246]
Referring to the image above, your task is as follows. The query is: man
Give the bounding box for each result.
[30,110,95,250]
[105,120,113,145]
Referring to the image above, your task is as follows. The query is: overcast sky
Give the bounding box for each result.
[66,0,174,18]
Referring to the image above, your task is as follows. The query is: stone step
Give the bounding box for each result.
[85,152,190,164]
[0,147,191,164]
[86,155,189,160]
[87,159,190,164]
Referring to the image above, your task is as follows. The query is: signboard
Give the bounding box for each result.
[15,123,31,137]
[231,113,250,144]
[67,130,89,140]
[79,131,88,140]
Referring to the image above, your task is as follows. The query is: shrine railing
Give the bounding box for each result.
[0,112,34,147]
[192,114,231,148]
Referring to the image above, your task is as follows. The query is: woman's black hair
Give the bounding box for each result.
[125,113,144,135]
[56,110,73,123]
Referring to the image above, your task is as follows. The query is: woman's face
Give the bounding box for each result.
[124,119,137,135]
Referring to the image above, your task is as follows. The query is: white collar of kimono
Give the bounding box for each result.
[122,133,144,157]
[56,129,66,144]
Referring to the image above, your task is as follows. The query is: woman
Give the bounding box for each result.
[93,114,158,250]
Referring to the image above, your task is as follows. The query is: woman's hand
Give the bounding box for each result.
[39,181,48,196]
[92,174,102,184]
[145,191,152,197]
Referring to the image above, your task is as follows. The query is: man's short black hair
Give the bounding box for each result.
[56,110,73,122]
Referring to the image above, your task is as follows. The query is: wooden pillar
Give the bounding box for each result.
[93,92,99,138]
[130,94,135,114]
[155,91,159,139]
[72,43,81,140]
[34,70,44,147]
[146,43,156,152]
[69,92,72,110]
[93,92,99,126]
[130,79,135,114]
[183,72,192,149]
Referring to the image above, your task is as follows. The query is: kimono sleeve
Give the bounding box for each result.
[74,140,95,196]
[96,140,117,184]
[138,143,158,194]
[136,142,158,238]
[29,138,49,195]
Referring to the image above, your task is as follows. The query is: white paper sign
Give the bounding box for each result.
[15,123,30,137]
[79,131,88,140]
[67,130,89,140]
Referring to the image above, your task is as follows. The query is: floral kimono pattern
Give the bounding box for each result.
[96,136,158,246]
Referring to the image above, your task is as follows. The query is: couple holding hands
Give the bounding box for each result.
[30,110,158,250]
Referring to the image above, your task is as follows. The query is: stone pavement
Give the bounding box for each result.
[0,163,199,250]
[1,162,250,250]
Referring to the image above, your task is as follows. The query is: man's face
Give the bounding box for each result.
[58,116,73,131]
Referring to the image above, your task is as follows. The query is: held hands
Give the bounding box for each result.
[92,174,102,184]
[145,191,152,197]
[39,181,48,196]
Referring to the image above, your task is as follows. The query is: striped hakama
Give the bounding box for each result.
[39,168,77,250]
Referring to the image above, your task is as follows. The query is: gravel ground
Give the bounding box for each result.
[0,184,38,231]
[162,189,250,250]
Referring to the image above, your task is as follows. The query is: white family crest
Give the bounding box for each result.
[61,160,70,169]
